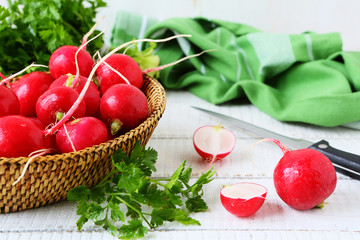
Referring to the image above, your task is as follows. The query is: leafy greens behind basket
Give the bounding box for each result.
[0,0,106,75]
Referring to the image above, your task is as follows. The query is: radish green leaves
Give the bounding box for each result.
[68,143,215,239]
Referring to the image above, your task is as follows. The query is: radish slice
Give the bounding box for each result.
[220,182,267,217]
[193,125,236,162]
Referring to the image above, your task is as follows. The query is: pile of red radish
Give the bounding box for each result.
[193,125,337,217]
[0,30,196,161]
[0,43,149,158]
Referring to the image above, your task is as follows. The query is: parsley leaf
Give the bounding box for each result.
[68,142,215,239]
[0,0,106,75]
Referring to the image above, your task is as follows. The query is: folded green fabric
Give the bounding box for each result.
[111,12,360,127]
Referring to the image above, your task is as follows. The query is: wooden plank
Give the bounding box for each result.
[0,90,359,240]
[1,230,359,240]
[0,178,358,233]
[1,230,360,240]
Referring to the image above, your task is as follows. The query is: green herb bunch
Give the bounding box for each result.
[0,0,106,75]
[68,143,216,239]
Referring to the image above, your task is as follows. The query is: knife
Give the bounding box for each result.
[193,106,360,180]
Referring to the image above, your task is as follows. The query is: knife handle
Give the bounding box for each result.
[309,140,360,180]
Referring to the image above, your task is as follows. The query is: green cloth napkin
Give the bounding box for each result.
[111,11,360,127]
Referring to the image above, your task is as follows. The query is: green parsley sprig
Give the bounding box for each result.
[0,0,106,75]
[68,142,216,239]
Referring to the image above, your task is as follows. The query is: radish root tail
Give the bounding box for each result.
[64,124,77,152]
[12,149,54,186]
[194,154,217,175]
[246,138,291,166]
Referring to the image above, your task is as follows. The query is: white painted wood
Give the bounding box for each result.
[1,1,360,239]
[1,230,360,240]
[0,89,359,239]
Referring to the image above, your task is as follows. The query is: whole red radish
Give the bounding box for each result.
[49,45,94,79]
[0,85,20,117]
[257,138,337,210]
[56,117,108,153]
[11,71,53,116]
[27,117,58,152]
[27,117,47,130]
[193,125,236,165]
[220,182,267,217]
[96,53,143,95]
[100,84,148,135]
[50,74,100,116]
[0,115,52,158]
[36,86,86,126]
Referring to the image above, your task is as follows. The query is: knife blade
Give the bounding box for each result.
[193,106,360,180]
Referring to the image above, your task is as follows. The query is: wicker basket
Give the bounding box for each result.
[0,75,166,213]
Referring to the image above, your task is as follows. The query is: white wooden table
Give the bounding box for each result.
[0,90,359,239]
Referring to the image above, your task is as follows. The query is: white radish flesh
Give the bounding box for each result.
[220,182,267,217]
[193,125,236,162]
[221,182,267,199]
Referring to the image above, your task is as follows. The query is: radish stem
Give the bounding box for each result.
[81,16,105,50]
[0,63,48,86]
[71,30,104,89]
[142,49,216,74]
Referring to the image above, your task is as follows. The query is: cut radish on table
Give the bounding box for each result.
[193,125,236,168]
[220,182,267,217]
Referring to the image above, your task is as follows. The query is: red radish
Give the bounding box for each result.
[49,45,94,79]
[10,71,54,116]
[36,86,86,126]
[0,85,20,117]
[253,138,337,210]
[220,182,267,217]
[96,53,143,95]
[193,125,236,167]
[27,117,47,130]
[0,115,52,158]
[45,34,192,136]
[100,84,148,135]
[50,74,100,116]
[0,63,48,87]
[27,117,58,151]
[56,117,108,153]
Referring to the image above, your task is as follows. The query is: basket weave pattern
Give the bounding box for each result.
[0,75,166,213]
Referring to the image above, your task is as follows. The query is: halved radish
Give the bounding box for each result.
[193,125,236,163]
[220,182,267,217]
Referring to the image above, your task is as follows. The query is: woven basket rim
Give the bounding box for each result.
[0,75,166,165]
